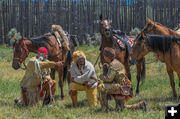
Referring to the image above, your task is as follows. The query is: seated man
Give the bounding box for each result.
[15,47,63,106]
[69,50,98,107]
[99,47,146,111]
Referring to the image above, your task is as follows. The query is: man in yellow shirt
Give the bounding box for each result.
[15,47,63,106]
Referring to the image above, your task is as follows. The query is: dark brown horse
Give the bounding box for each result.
[129,33,180,97]
[12,33,76,100]
[99,15,146,96]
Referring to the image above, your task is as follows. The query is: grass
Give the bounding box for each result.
[0,45,180,119]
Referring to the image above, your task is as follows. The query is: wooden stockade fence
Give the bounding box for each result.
[0,0,180,45]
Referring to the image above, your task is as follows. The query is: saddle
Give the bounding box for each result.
[112,30,136,51]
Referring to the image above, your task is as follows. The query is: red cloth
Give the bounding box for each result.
[38,47,48,54]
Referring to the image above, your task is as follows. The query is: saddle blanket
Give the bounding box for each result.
[113,34,136,50]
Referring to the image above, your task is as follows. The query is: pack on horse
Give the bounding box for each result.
[12,25,76,100]
[129,32,180,98]
[99,15,146,96]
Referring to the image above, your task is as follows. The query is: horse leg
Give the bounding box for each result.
[124,64,131,81]
[166,65,177,98]
[176,72,180,88]
[135,58,146,96]
[58,69,64,100]
[50,68,56,80]
[67,70,71,88]
[135,63,141,96]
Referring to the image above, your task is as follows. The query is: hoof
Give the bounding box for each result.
[142,101,147,111]
[61,97,65,101]
[173,93,177,98]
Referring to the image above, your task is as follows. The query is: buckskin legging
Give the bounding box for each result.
[69,82,98,107]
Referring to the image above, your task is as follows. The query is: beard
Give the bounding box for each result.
[38,56,47,61]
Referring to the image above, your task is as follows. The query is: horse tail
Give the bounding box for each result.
[140,57,146,83]
[63,50,72,82]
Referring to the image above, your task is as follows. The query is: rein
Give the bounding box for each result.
[48,49,63,60]
[94,53,100,67]
[23,40,29,57]
[143,22,156,35]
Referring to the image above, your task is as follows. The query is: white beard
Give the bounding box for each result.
[38,56,44,61]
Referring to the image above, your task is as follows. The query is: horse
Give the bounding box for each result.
[99,15,146,96]
[142,18,180,37]
[129,32,180,98]
[12,32,76,100]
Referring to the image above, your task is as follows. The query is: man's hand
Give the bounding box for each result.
[71,78,75,83]
[99,74,104,80]
[55,61,64,69]
[87,82,92,88]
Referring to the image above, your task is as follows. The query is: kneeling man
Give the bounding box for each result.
[15,47,63,106]
[69,50,98,107]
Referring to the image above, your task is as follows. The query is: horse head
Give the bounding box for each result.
[129,32,150,65]
[142,17,172,35]
[12,36,29,70]
[99,14,112,39]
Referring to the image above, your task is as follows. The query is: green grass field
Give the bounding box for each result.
[0,45,179,119]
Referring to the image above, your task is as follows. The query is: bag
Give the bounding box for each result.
[120,85,131,96]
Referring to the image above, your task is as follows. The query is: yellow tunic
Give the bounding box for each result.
[20,57,55,89]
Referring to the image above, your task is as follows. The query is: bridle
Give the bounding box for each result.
[142,22,157,35]
[13,40,29,69]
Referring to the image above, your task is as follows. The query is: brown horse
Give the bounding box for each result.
[12,33,76,100]
[129,33,180,98]
[129,18,180,97]
[99,15,146,96]
[142,18,180,37]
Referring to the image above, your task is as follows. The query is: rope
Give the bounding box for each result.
[94,53,100,67]
[20,62,27,70]
[48,81,54,103]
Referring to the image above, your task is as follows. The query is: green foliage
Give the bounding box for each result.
[129,27,141,36]
[85,33,101,46]
[7,28,22,46]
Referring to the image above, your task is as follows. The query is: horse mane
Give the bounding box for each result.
[28,33,53,50]
[146,34,180,54]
